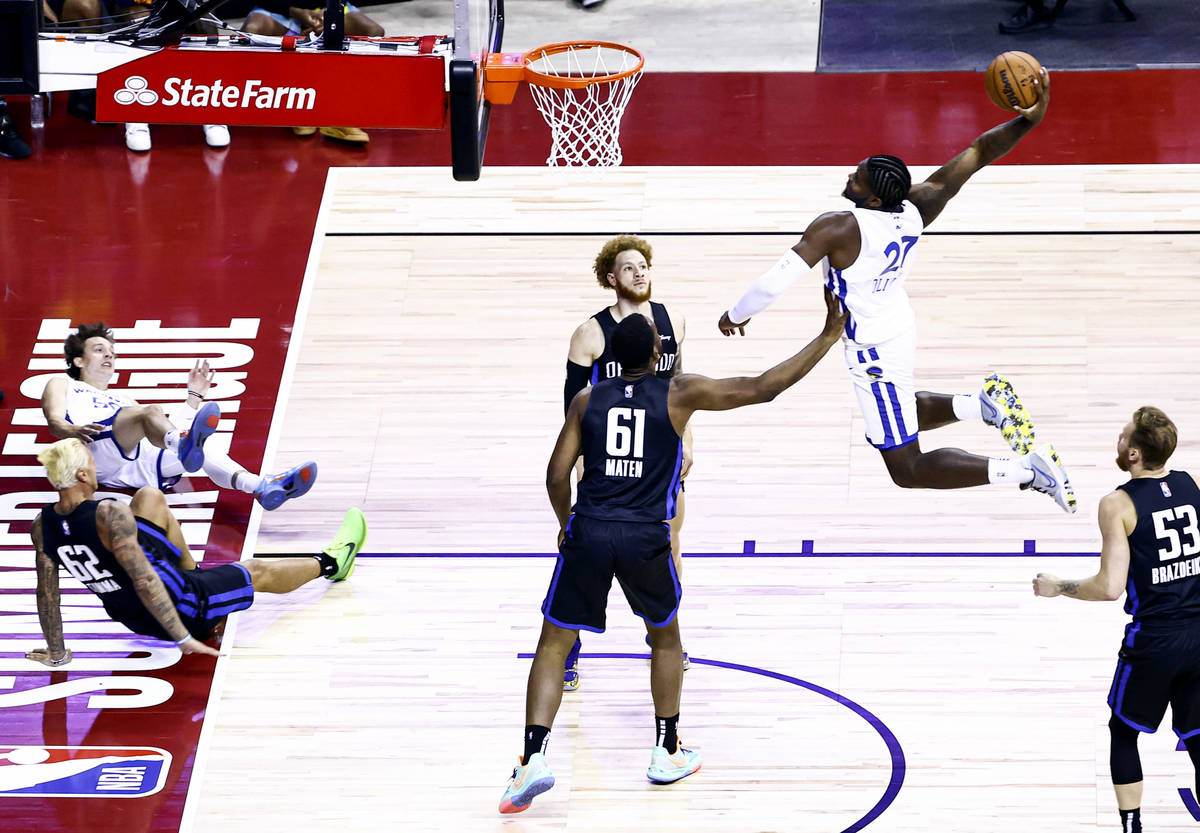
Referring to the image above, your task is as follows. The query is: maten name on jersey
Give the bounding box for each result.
[605,458,644,478]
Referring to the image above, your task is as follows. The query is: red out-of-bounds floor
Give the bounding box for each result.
[1,68,1197,832]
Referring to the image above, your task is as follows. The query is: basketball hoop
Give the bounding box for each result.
[520,41,644,168]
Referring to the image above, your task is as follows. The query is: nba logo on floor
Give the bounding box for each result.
[0,746,171,798]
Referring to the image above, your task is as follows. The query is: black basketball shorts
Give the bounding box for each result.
[121,520,255,641]
[1108,621,1200,739]
[540,514,681,633]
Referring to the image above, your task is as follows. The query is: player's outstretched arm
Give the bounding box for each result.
[99,501,219,657]
[719,213,852,336]
[547,391,589,536]
[687,288,845,419]
[1033,491,1132,601]
[908,67,1051,228]
[27,515,72,668]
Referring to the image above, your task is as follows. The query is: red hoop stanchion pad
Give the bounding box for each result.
[96,46,448,128]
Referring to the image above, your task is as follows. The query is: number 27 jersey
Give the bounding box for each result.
[1119,471,1200,623]
[823,200,924,345]
[573,375,684,523]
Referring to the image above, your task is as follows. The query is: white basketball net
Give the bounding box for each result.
[526,44,643,168]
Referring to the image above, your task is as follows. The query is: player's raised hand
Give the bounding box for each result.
[1032,572,1062,597]
[718,311,748,337]
[821,286,849,339]
[1016,66,1050,125]
[187,359,216,402]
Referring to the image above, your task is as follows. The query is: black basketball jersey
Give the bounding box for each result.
[1119,471,1200,623]
[590,302,679,383]
[573,375,683,523]
[39,500,150,625]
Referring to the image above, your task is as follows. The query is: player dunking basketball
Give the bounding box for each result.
[499,289,846,814]
[718,67,1076,512]
[561,236,692,690]
[1034,408,1199,833]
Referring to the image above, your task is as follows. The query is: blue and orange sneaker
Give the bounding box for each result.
[498,752,555,814]
[177,402,220,473]
[253,461,318,510]
[647,739,702,784]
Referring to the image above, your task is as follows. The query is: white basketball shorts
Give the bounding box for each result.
[843,327,918,451]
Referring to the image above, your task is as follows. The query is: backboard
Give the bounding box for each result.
[450,0,504,181]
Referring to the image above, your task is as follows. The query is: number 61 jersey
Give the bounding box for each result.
[823,201,924,345]
[574,375,684,524]
[39,499,147,624]
[1118,471,1200,622]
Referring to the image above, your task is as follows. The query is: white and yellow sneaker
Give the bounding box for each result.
[981,373,1036,455]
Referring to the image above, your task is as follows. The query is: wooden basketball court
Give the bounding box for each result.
[173,164,1200,832]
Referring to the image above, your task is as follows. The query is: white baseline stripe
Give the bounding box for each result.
[177,167,338,833]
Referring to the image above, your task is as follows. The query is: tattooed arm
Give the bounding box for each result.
[1033,491,1135,601]
[27,514,72,667]
[97,501,219,657]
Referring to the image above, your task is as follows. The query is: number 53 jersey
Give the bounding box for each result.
[823,200,924,346]
[1118,471,1200,622]
[574,375,684,524]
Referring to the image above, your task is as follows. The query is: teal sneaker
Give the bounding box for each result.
[323,507,366,581]
[981,373,1036,455]
[177,402,220,472]
[498,752,554,814]
[646,740,702,784]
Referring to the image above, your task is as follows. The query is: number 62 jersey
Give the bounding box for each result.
[573,375,684,524]
[1118,471,1200,622]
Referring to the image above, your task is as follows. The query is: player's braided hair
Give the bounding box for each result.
[1130,406,1178,468]
[64,321,115,380]
[865,155,912,212]
[593,235,653,289]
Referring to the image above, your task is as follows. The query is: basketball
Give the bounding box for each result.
[985,51,1043,111]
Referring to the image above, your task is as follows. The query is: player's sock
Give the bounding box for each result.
[565,637,582,669]
[656,713,679,754]
[163,429,181,452]
[988,457,1034,485]
[312,552,339,577]
[1118,807,1141,833]
[232,470,264,494]
[200,448,257,491]
[523,725,550,765]
[952,393,982,422]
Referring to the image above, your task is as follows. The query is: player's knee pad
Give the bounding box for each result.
[1109,714,1143,785]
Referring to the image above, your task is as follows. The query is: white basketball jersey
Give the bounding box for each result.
[822,200,924,345]
[64,378,133,426]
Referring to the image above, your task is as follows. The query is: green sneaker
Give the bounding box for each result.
[324,507,366,581]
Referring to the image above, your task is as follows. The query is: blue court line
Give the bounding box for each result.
[354,539,1098,559]
[516,651,904,833]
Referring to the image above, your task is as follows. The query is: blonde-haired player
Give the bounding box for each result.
[26,439,364,667]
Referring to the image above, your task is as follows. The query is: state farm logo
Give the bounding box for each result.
[113,76,159,106]
[111,75,317,110]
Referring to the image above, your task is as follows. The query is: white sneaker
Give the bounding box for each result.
[1021,443,1077,514]
[125,123,151,152]
[203,124,230,148]
[646,740,702,784]
[980,373,1035,455]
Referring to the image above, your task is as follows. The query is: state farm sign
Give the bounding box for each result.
[97,47,447,128]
